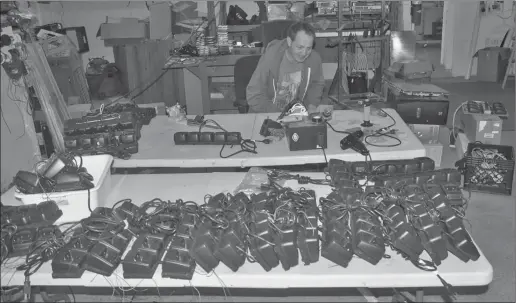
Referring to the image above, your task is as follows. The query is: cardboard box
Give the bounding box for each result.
[386,60,434,81]
[97,18,149,46]
[461,114,502,145]
[476,47,511,82]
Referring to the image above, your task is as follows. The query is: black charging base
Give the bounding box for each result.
[361,120,373,127]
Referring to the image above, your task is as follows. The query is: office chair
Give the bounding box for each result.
[233,55,262,113]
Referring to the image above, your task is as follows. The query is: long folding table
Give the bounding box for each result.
[1,173,493,300]
[113,109,426,169]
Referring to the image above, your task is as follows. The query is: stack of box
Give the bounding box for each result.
[217,25,229,45]
[196,29,207,56]
[204,36,218,56]
[217,25,230,55]
[459,101,506,146]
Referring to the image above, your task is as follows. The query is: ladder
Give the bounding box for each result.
[502,10,516,89]
[502,29,515,89]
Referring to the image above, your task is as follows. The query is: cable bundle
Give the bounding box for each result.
[467,146,513,186]
[13,152,94,195]
[85,103,157,126]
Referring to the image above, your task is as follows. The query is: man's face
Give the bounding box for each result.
[287,30,314,63]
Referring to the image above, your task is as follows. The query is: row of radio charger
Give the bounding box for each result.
[462,100,508,117]
[0,157,476,302]
[63,103,157,159]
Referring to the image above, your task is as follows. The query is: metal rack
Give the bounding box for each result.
[334,0,390,100]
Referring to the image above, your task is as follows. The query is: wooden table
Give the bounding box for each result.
[0,173,493,298]
[113,108,426,169]
[164,55,255,115]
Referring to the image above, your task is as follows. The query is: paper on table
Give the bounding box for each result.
[232,167,270,196]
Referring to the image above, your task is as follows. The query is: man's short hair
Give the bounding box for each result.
[286,21,316,41]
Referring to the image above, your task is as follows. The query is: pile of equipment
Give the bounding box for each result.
[1,157,479,299]
[63,103,156,159]
[13,152,94,195]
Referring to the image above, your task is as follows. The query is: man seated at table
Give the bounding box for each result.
[246,21,325,114]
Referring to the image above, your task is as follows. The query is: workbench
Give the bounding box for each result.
[162,32,388,116]
[0,173,493,301]
[113,108,426,169]
[164,54,254,115]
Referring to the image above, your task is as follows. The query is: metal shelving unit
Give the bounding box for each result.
[332,0,390,100]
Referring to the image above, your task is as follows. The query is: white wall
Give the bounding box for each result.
[442,0,514,77]
[36,1,151,69]
[35,1,264,70]
[0,69,40,192]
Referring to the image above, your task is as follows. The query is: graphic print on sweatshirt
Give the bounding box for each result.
[274,52,303,110]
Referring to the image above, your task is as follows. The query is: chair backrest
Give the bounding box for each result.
[234,55,262,108]
[259,20,295,49]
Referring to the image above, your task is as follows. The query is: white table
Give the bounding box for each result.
[113,113,259,169]
[1,173,493,292]
[248,109,425,166]
[113,109,426,169]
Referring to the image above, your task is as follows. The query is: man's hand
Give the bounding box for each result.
[307,104,318,114]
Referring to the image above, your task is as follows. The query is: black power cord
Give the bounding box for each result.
[197,118,267,159]
[106,69,170,107]
[326,110,402,148]
[364,110,401,148]
[326,121,351,135]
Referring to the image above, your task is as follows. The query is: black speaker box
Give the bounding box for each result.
[384,78,450,125]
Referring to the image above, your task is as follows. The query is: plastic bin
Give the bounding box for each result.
[14,155,114,223]
[464,143,514,195]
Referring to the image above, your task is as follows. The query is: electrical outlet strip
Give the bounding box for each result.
[174,132,242,145]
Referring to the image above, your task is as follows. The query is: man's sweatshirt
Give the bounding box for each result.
[246,39,325,113]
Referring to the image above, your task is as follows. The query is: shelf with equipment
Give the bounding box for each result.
[324,0,391,102]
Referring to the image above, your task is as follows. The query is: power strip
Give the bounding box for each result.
[174,132,242,145]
